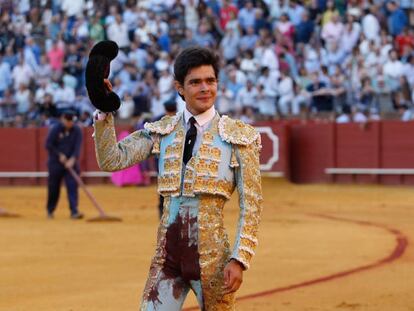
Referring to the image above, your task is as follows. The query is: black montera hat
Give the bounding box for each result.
[85,40,121,112]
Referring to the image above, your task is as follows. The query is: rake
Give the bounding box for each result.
[67,167,122,222]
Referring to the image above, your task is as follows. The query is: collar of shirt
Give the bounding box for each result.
[183,105,216,129]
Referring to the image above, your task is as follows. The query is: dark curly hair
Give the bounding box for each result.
[173,46,220,87]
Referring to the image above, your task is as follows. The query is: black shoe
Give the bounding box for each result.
[47,213,54,219]
[70,213,84,220]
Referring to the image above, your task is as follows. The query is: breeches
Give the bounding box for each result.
[140,196,235,311]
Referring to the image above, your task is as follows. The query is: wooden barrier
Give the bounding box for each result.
[1,120,414,185]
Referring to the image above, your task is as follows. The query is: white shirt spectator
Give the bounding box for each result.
[287,3,305,26]
[235,82,258,109]
[260,46,279,72]
[383,60,404,79]
[54,85,75,107]
[220,30,240,61]
[128,47,148,69]
[321,18,344,47]
[134,21,151,44]
[277,75,295,115]
[0,61,12,93]
[238,5,256,30]
[336,113,351,123]
[362,12,380,43]
[257,85,276,116]
[216,86,234,114]
[257,70,279,97]
[185,0,199,33]
[118,95,135,119]
[151,92,166,117]
[340,23,360,54]
[158,71,174,103]
[12,62,33,90]
[403,61,414,86]
[107,19,130,49]
[123,7,139,32]
[15,86,31,114]
[61,0,85,17]
[353,111,368,123]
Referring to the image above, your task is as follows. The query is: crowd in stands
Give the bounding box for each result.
[0,0,414,128]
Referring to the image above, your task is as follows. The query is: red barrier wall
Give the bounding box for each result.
[380,121,414,185]
[1,120,414,185]
[335,122,380,184]
[289,122,335,183]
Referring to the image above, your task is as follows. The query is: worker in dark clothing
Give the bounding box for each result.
[45,109,83,219]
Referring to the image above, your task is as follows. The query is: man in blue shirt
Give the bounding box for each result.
[387,0,408,36]
[45,109,83,219]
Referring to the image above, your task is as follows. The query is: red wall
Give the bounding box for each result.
[1,120,414,185]
[289,122,335,183]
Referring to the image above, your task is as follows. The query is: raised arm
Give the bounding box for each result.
[93,113,154,172]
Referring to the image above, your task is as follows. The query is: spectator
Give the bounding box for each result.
[287,0,306,26]
[362,6,380,44]
[185,0,200,33]
[47,40,65,73]
[12,56,34,90]
[235,78,258,113]
[387,1,408,37]
[107,14,130,50]
[238,1,256,32]
[321,12,344,48]
[295,10,315,44]
[277,69,295,116]
[274,13,294,42]
[0,56,12,97]
[220,0,238,30]
[307,72,333,113]
[383,49,404,84]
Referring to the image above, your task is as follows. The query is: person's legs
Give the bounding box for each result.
[63,168,79,216]
[142,271,190,311]
[189,280,205,310]
[46,165,63,216]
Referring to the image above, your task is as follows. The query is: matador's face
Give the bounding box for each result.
[175,65,218,115]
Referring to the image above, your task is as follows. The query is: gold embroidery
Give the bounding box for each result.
[164,144,182,159]
[151,134,160,155]
[232,141,263,270]
[193,176,234,199]
[230,147,239,168]
[199,145,222,161]
[164,159,180,173]
[144,114,180,135]
[140,197,170,310]
[202,131,214,145]
[198,195,235,311]
[173,130,184,142]
[93,114,153,172]
[218,115,260,146]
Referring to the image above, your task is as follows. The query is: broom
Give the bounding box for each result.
[67,167,122,222]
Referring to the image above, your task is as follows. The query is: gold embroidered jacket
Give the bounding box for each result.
[93,112,263,309]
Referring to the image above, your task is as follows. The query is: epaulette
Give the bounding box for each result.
[144,114,180,135]
[218,115,260,146]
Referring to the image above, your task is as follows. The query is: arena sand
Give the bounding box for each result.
[0,178,413,311]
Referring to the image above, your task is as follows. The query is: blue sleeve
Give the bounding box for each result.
[71,126,83,159]
[45,124,60,156]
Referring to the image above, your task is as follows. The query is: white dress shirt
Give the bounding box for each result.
[183,105,216,156]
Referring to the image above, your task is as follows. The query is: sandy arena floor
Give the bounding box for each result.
[0,178,413,311]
